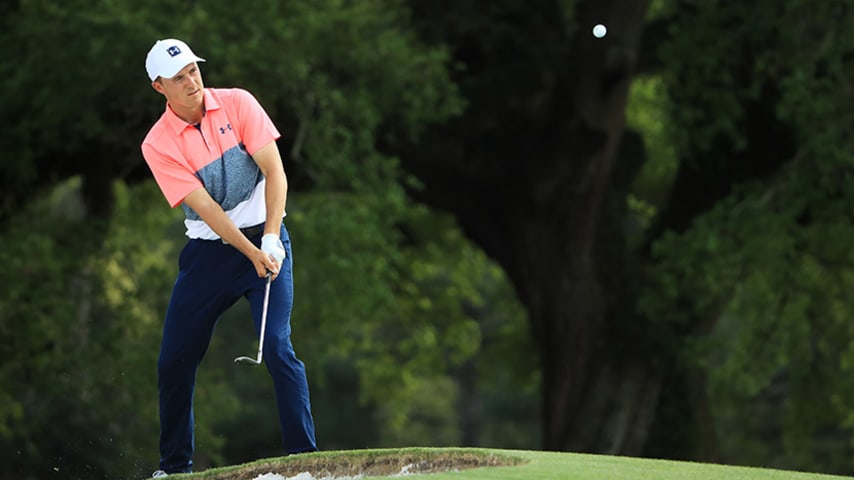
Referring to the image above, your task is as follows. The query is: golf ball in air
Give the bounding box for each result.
[593,24,607,38]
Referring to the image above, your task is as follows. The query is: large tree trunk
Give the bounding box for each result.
[399,0,655,453]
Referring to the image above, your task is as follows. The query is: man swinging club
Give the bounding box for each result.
[140,38,317,477]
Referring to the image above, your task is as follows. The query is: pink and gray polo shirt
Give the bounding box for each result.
[142,88,280,240]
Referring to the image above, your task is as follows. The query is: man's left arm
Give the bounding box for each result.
[252,140,289,271]
[252,140,287,236]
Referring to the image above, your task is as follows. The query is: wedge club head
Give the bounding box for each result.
[233,355,261,365]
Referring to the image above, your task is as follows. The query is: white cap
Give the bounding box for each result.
[145,39,206,81]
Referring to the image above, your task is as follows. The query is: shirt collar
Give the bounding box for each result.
[163,89,222,135]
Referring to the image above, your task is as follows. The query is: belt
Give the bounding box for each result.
[221,223,265,244]
[239,223,265,238]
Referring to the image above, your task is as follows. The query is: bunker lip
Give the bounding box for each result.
[203,449,526,480]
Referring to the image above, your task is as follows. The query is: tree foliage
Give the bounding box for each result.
[639,0,854,472]
[0,179,178,478]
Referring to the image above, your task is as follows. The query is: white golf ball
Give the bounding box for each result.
[593,24,607,38]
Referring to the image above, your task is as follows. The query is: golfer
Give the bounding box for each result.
[141,38,317,477]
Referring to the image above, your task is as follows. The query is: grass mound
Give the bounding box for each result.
[187,448,525,480]
[155,447,852,480]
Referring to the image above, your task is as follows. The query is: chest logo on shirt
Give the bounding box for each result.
[219,124,233,134]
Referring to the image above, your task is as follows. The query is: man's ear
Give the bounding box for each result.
[151,79,165,94]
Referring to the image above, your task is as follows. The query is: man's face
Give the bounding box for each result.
[152,62,204,112]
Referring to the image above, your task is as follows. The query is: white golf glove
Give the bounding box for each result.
[261,234,286,268]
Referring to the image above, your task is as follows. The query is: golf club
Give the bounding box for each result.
[234,271,272,366]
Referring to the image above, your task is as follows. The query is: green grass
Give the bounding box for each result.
[157,447,854,480]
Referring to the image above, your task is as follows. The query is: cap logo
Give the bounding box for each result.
[167,45,182,57]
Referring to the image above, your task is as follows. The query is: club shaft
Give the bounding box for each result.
[256,272,272,362]
[234,272,272,365]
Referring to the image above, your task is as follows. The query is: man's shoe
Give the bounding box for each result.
[152,470,168,478]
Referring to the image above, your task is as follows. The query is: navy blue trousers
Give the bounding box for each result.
[157,223,317,473]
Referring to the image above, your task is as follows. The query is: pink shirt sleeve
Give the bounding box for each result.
[141,140,203,208]
[233,89,281,155]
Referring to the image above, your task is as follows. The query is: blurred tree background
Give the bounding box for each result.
[0,0,852,479]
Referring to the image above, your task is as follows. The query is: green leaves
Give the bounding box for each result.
[642,1,854,469]
[189,0,462,193]
[643,148,854,470]
[0,178,173,477]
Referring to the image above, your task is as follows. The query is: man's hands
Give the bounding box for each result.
[261,233,286,271]
[244,234,285,281]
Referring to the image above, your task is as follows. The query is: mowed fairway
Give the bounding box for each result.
[175,448,854,480]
